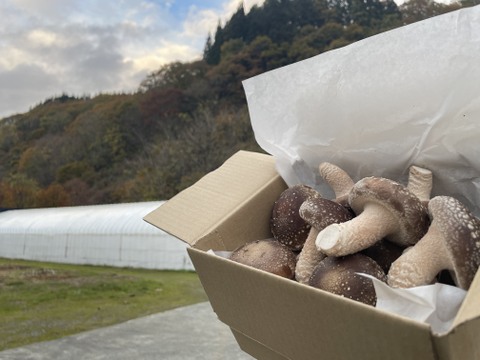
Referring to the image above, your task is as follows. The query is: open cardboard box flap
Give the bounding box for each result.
[145,150,480,360]
[144,151,286,251]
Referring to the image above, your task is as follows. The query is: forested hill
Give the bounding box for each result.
[0,0,468,209]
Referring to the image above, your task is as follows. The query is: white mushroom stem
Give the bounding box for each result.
[407,165,432,204]
[318,162,354,204]
[316,203,399,257]
[388,224,452,288]
[295,228,324,284]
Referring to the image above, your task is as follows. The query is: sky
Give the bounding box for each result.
[0,0,265,119]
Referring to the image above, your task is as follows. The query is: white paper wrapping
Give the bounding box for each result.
[242,6,480,333]
[365,274,467,335]
[243,5,480,216]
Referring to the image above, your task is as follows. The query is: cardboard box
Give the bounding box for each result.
[144,150,480,360]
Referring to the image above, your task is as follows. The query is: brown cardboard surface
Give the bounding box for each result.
[452,269,480,328]
[144,150,286,251]
[145,150,480,360]
[187,247,437,360]
[231,330,288,360]
[433,318,480,360]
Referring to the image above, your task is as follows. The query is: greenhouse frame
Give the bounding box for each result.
[0,201,193,270]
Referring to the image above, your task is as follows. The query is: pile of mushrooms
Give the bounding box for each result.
[229,162,480,307]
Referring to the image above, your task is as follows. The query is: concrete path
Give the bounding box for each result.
[0,302,254,360]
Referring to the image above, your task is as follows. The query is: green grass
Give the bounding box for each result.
[0,258,208,351]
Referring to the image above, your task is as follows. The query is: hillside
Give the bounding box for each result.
[0,0,466,208]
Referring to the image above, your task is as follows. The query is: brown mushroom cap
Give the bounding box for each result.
[294,197,354,284]
[308,253,387,306]
[299,196,354,230]
[349,177,430,246]
[316,176,430,257]
[229,238,297,279]
[270,184,322,251]
[388,196,480,290]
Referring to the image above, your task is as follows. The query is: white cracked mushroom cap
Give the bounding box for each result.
[388,196,480,290]
[316,176,430,257]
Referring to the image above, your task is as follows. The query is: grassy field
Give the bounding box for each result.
[0,258,208,351]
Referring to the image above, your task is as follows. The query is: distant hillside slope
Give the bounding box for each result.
[0,0,465,208]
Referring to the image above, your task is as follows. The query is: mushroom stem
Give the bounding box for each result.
[316,203,399,257]
[387,225,451,288]
[318,162,354,205]
[295,228,324,284]
[407,165,432,204]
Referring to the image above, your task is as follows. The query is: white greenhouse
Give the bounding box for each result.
[0,201,193,270]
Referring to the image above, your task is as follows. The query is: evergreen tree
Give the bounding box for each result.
[204,22,224,65]
[203,33,214,62]
[223,2,247,40]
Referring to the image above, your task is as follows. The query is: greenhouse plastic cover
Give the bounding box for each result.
[0,201,193,270]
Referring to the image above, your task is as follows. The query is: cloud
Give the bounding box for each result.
[0,63,60,113]
[0,0,267,118]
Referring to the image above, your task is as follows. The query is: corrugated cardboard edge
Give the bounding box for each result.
[231,330,288,360]
[431,270,480,359]
[433,318,480,360]
[452,268,480,328]
[143,150,287,251]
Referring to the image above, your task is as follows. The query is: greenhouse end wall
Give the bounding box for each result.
[0,201,193,270]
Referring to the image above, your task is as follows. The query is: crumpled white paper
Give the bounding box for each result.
[362,274,467,334]
[242,6,480,332]
[243,6,480,216]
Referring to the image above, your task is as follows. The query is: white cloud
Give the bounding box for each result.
[0,0,267,118]
[0,63,60,113]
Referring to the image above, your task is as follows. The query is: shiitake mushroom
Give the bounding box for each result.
[229,238,297,279]
[308,253,387,306]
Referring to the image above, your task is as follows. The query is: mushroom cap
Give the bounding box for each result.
[229,238,297,279]
[271,185,322,251]
[294,199,353,284]
[308,254,387,306]
[428,196,480,289]
[349,176,430,246]
[299,197,353,230]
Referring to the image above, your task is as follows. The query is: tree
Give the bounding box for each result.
[63,178,95,205]
[204,22,224,65]
[328,0,401,31]
[139,87,195,138]
[18,146,54,187]
[2,174,39,208]
[36,183,71,207]
[203,33,214,63]
[220,38,246,61]
[139,61,208,92]
[223,3,247,40]
[400,0,461,24]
